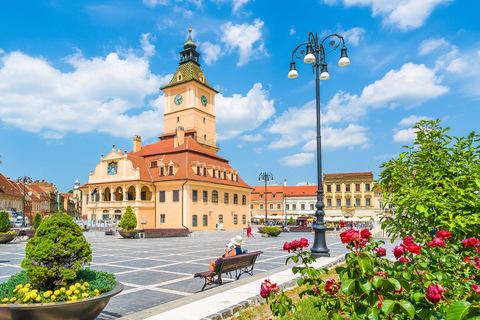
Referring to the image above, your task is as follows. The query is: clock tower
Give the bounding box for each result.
[160,29,220,153]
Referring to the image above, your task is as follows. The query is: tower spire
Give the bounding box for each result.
[180,25,200,65]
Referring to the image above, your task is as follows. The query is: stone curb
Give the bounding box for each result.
[201,257,346,320]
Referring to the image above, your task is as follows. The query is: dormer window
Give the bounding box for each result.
[160,167,164,176]
[203,167,207,176]
[178,74,183,81]
[197,166,201,175]
[236,175,239,182]
[223,172,226,180]
[200,76,204,82]
[169,166,173,175]
[231,173,234,180]
[150,161,157,168]
[213,170,216,178]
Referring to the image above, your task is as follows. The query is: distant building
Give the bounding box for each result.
[0,173,24,217]
[80,29,253,230]
[250,185,285,222]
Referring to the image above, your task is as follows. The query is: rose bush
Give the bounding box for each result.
[262,230,480,319]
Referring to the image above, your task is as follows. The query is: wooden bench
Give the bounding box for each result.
[105,229,115,236]
[288,226,312,232]
[143,228,190,238]
[194,251,263,291]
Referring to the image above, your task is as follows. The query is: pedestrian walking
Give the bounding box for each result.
[247,223,254,238]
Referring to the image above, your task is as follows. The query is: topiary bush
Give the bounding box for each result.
[0,211,10,233]
[21,212,92,289]
[33,213,42,230]
[261,226,282,234]
[120,206,137,231]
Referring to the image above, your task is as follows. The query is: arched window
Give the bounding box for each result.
[103,187,111,201]
[242,214,246,224]
[233,214,238,225]
[141,186,151,200]
[203,214,208,226]
[219,214,223,224]
[192,215,197,227]
[212,190,218,203]
[127,186,135,201]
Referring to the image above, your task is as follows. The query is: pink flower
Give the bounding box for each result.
[361,229,372,240]
[403,236,415,245]
[340,229,360,243]
[437,230,452,239]
[426,284,444,304]
[375,247,386,257]
[406,242,422,255]
[300,238,309,248]
[260,279,278,298]
[428,237,446,248]
[283,242,291,252]
[394,245,406,259]
[463,238,480,248]
[399,257,409,262]
[472,283,480,294]
[324,279,340,296]
[312,287,319,294]
[378,295,384,308]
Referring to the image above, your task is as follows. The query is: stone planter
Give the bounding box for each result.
[118,230,137,239]
[0,282,123,320]
[0,234,16,244]
[267,231,281,237]
[25,230,36,238]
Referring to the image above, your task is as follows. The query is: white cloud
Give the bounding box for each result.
[221,19,266,66]
[296,181,314,186]
[393,128,417,143]
[140,33,156,58]
[398,115,433,127]
[326,0,452,31]
[278,153,315,167]
[301,124,369,151]
[0,36,171,140]
[173,5,193,18]
[142,0,169,7]
[232,0,252,13]
[200,41,222,65]
[419,38,449,56]
[342,27,365,46]
[157,18,175,31]
[446,58,467,73]
[374,154,398,160]
[216,83,275,140]
[240,134,264,142]
[290,28,296,36]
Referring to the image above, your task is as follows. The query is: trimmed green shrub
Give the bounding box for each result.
[33,213,42,230]
[288,217,295,225]
[0,211,10,233]
[261,226,282,234]
[21,212,92,289]
[120,206,137,231]
[0,271,29,300]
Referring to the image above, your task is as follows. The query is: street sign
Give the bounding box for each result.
[13,212,18,217]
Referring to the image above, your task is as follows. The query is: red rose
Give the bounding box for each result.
[426,284,444,304]
[324,279,340,296]
[399,257,409,262]
[393,245,406,259]
[473,283,480,294]
[436,230,452,239]
[361,229,372,240]
[428,237,446,248]
[283,242,291,252]
[375,247,386,257]
[403,236,414,245]
[300,238,309,248]
[340,229,360,243]
[406,242,422,255]
[291,240,301,251]
[260,279,278,298]
[464,238,480,247]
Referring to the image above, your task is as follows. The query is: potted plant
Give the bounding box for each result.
[0,212,123,320]
[118,206,137,239]
[0,211,16,244]
[261,226,282,237]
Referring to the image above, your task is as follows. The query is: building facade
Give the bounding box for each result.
[250,185,285,222]
[80,30,253,230]
[0,173,24,217]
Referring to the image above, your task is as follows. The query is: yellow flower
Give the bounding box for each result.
[23,296,29,303]
[50,295,56,301]
[43,292,51,298]
[66,290,72,296]
[94,289,99,293]
[22,288,29,294]
[31,289,38,294]
[30,293,37,299]
[35,296,41,302]
[60,287,66,293]
[13,289,17,293]
[69,286,76,292]
[75,283,81,288]
[83,282,89,287]
[82,293,89,298]
[74,290,80,294]
[9,297,16,302]
[80,285,86,291]
[54,290,60,296]
[71,296,77,301]
[1,298,8,303]
[25,284,31,288]
[16,284,23,290]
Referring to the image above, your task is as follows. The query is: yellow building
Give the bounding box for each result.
[80,30,253,231]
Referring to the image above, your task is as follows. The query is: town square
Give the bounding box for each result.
[1,0,480,319]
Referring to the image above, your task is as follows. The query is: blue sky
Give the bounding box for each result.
[0,0,479,192]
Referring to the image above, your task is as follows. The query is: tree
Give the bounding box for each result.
[288,217,295,225]
[120,206,137,231]
[33,213,42,230]
[376,120,480,240]
[21,212,92,289]
[0,211,10,233]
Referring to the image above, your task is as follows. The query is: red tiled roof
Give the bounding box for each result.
[251,185,284,201]
[323,171,373,178]
[284,185,319,197]
[61,193,73,198]
[27,184,49,196]
[0,173,23,197]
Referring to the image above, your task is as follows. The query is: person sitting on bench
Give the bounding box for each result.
[208,235,245,283]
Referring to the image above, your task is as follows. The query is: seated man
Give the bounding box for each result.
[208,235,244,284]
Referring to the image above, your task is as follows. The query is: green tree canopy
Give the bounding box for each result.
[120,206,137,231]
[376,120,480,240]
[0,211,10,233]
[33,213,42,230]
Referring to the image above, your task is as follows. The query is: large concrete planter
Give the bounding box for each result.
[118,230,137,239]
[0,234,15,244]
[0,282,123,320]
[25,230,36,238]
[267,231,281,237]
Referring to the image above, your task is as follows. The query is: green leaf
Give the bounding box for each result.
[446,301,471,320]
[381,300,396,315]
[358,278,372,295]
[297,278,304,286]
[399,300,415,318]
[366,307,379,320]
[358,255,373,274]
[372,276,383,288]
[413,292,424,302]
[341,279,356,295]
[388,278,402,291]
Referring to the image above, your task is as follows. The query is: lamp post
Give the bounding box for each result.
[17,176,32,227]
[258,172,273,225]
[288,32,350,258]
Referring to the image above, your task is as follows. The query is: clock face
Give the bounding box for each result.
[201,95,207,107]
[174,94,183,106]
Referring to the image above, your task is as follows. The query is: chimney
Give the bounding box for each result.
[118,148,122,153]
[133,135,142,152]
[174,126,185,148]
[42,180,44,183]
[284,179,287,186]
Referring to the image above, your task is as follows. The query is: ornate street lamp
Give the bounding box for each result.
[17,176,33,227]
[288,32,350,258]
[258,172,273,224]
